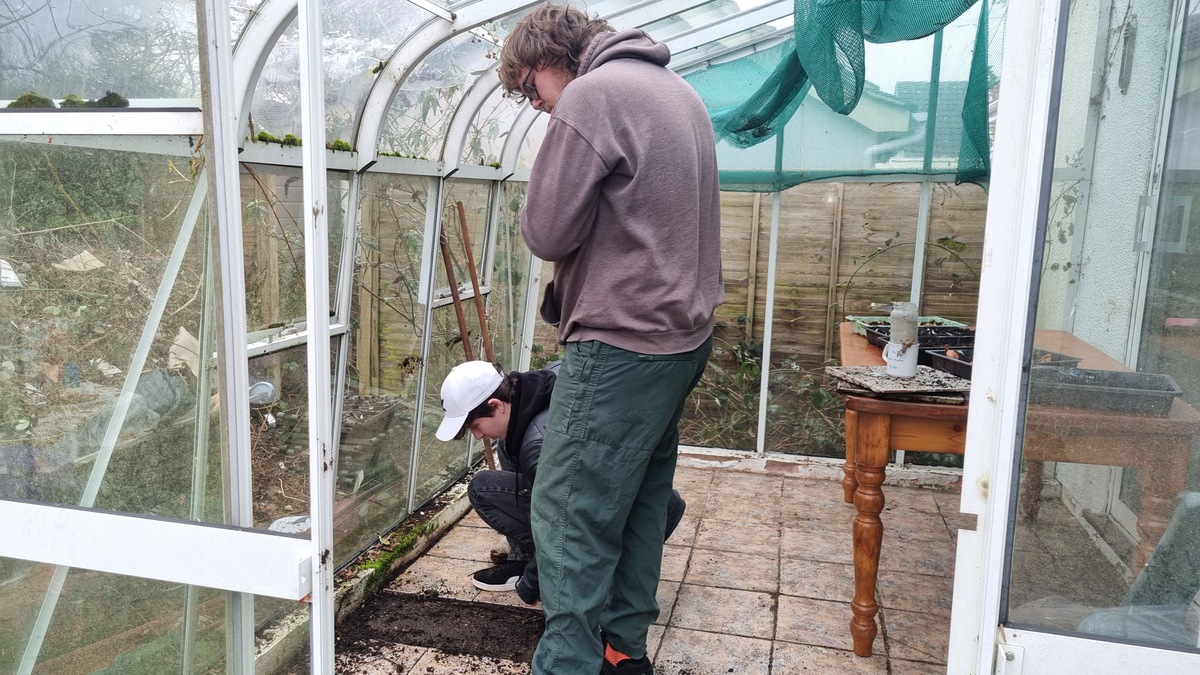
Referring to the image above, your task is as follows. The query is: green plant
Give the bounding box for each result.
[328,139,353,152]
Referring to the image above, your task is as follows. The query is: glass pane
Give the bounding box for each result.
[323,1,429,145]
[240,165,344,336]
[230,0,267,40]
[380,33,488,161]
[249,345,312,530]
[0,561,245,673]
[249,19,301,141]
[1005,2,1200,653]
[761,184,841,456]
[491,181,532,369]
[414,304,477,504]
[462,87,520,167]
[379,14,521,160]
[338,172,432,559]
[0,139,223,519]
[0,0,200,104]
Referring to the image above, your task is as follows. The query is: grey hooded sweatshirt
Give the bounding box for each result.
[521,29,724,355]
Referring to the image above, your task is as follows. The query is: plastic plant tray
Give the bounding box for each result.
[1027,367,1182,416]
[846,315,967,337]
[864,325,977,356]
[927,348,1081,380]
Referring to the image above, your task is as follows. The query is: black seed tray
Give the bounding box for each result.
[1027,367,1182,416]
[927,348,1081,380]
[865,325,977,359]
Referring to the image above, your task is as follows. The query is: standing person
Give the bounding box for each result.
[498,5,723,675]
[433,360,687,606]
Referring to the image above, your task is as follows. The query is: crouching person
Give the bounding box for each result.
[435,360,687,605]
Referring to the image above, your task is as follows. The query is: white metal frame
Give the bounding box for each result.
[948,0,1067,670]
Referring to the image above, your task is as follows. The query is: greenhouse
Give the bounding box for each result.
[2,0,1200,672]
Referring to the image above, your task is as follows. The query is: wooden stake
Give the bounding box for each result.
[455,201,497,470]
[457,201,494,361]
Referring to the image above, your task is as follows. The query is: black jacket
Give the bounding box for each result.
[496,361,558,491]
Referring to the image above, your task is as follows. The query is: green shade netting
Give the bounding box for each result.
[685,0,999,191]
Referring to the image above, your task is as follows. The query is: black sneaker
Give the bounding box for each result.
[664,489,686,541]
[471,559,526,592]
[601,640,654,675]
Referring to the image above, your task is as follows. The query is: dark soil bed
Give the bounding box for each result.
[336,593,544,664]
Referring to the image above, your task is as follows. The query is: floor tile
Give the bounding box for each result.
[424,523,506,562]
[683,547,779,593]
[881,487,942,515]
[695,490,784,526]
[877,570,954,617]
[889,658,948,674]
[779,558,855,602]
[878,536,956,577]
[669,509,701,546]
[776,595,869,653]
[693,518,781,556]
[782,495,858,528]
[660,543,691,582]
[655,580,680,625]
[456,509,489,528]
[384,555,480,601]
[668,584,776,639]
[653,627,772,675]
[883,607,950,664]
[711,470,784,499]
[782,523,854,565]
[770,642,888,674]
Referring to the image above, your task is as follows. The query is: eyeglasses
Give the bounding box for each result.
[521,68,539,101]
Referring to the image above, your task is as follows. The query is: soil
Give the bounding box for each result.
[333,593,544,665]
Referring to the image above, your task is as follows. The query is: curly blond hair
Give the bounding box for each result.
[498,3,613,102]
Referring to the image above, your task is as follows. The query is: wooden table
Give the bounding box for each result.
[836,323,1200,657]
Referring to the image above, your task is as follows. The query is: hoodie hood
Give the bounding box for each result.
[578,29,670,77]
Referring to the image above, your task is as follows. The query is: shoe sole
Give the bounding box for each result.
[472,575,519,592]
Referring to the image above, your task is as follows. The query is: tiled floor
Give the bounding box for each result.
[332,461,976,674]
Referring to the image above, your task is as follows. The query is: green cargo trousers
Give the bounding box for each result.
[530,336,712,674]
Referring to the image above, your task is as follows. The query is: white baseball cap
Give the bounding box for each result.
[435,361,504,441]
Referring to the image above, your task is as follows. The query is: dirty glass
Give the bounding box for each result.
[491,181,532,371]
[0,0,200,105]
[337,172,432,559]
[240,165,345,336]
[1004,0,1200,654]
[414,303,479,505]
[462,86,521,167]
[0,138,222,519]
[378,12,521,161]
[0,561,250,674]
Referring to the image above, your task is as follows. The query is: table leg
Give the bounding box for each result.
[1131,441,1189,574]
[843,408,859,504]
[1020,459,1045,522]
[851,410,890,657]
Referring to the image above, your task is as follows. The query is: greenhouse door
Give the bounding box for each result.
[948,0,1200,672]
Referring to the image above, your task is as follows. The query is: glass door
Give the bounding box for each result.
[1004,0,1200,653]
[950,0,1200,671]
